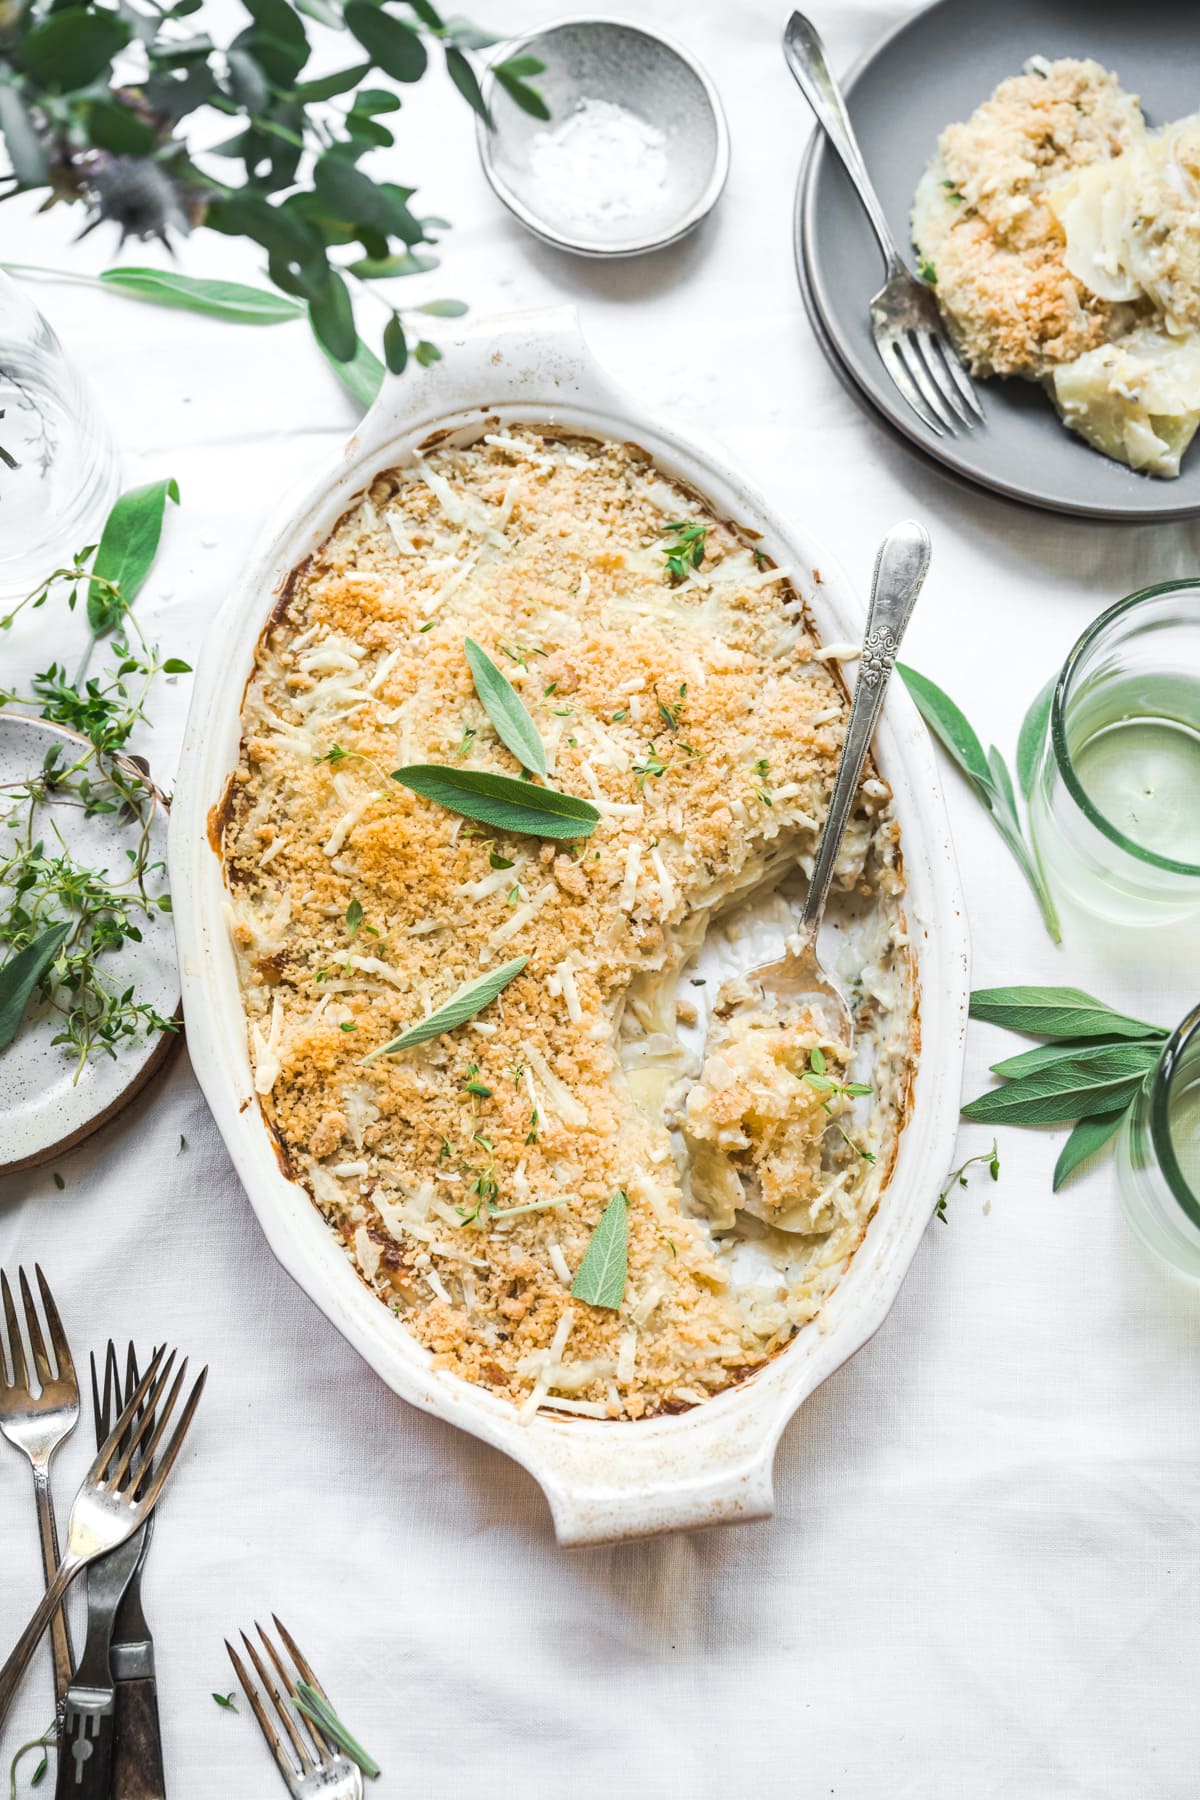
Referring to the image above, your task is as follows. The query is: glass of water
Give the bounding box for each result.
[1030,581,1200,925]
[1117,1004,1200,1278]
[0,270,119,601]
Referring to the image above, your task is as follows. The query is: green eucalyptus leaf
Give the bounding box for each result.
[307,268,357,363]
[318,331,384,408]
[293,62,370,100]
[896,663,993,797]
[347,249,438,278]
[352,86,403,114]
[0,922,69,1052]
[85,96,156,155]
[293,0,344,26]
[226,45,269,113]
[464,637,546,776]
[444,44,490,124]
[99,266,305,323]
[413,339,441,366]
[383,311,407,374]
[89,478,180,632]
[361,955,527,1059]
[21,11,131,90]
[571,1190,629,1310]
[392,765,599,839]
[1017,675,1056,799]
[969,987,1164,1042]
[494,54,549,121]
[0,82,51,187]
[1052,1106,1130,1190]
[414,297,467,316]
[405,0,444,28]
[345,2,427,80]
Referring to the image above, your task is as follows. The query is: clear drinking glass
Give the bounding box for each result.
[1117,1004,1200,1278]
[0,270,119,600]
[1030,582,1200,926]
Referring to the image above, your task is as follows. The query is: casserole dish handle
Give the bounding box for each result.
[522,1400,781,1547]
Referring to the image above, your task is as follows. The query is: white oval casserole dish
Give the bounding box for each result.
[170,307,970,1546]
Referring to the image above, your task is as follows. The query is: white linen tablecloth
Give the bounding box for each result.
[3,2,1200,1794]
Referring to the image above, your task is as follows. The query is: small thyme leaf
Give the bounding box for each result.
[213,1691,238,1711]
[935,1140,1000,1222]
[345,898,364,939]
[660,521,707,585]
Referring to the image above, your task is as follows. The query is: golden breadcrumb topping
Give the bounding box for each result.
[222,427,912,1419]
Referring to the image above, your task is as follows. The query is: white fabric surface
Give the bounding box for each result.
[3,2,1200,1794]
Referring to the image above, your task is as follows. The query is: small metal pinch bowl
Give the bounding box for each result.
[475,17,730,257]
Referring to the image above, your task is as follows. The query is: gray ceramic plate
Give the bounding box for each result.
[796,0,1200,520]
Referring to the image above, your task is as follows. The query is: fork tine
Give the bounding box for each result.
[258,1622,331,1763]
[19,1270,52,1388]
[272,1618,327,1704]
[934,333,984,419]
[1,1273,28,1392]
[897,334,957,432]
[132,1367,206,1511]
[243,1628,314,1773]
[876,339,944,435]
[917,333,974,429]
[34,1266,74,1388]
[227,1640,300,1782]
[91,1344,165,1476]
[108,1356,181,1493]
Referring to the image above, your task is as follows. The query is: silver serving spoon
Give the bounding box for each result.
[731,520,931,1044]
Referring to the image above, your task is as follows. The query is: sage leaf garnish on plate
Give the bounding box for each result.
[464,637,547,777]
[361,955,527,1060]
[898,664,1061,943]
[0,922,69,1053]
[961,986,1167,1189]
[294,1682,380,1780]
[392,766,599,840]
[570,1188,630,1309]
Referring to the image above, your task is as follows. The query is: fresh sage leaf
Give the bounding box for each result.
[961,1057,1148,1126]
[464,638,547,777]
[345,2,427,81]
[1052,1106,1130,1190]
[99,267,305,323]
[392,765,599,839]
[0,922,69,1052]
[970,987,1164,1042]
[361,955,527,1059]
[990,1038,1161,1081]
[897,663,992,796]
[1017,675,1056,799]
[570,1189,629,1310]
[89,479,180,632]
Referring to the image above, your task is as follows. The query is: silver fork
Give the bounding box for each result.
[227,1619,364,1799]
[0,1266,79,1721]
[784,10,984,436]
[0,1345,206,1730]
[54,1343,159,1800]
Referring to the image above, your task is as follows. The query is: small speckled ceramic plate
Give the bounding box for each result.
[0,716,179,1175]
[476,17,730,256]
[796,0,1200,520]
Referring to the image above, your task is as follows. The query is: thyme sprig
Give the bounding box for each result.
[0,484,183,1074]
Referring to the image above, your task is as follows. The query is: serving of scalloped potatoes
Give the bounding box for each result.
[912,58,1200,478]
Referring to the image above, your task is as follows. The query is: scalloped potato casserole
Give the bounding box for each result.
[220,427,915,1420]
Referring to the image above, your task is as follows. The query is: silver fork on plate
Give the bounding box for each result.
[55,1343,164,1800]
[783,10,984,436]
[0,1266,79,1722]
[227,1619,364,1799]
[0,1345,206,1731]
